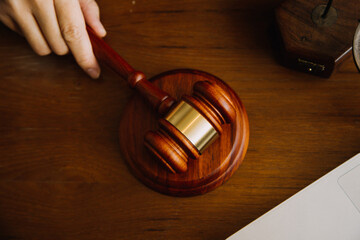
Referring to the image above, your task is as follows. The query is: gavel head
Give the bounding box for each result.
[144,80,236,173]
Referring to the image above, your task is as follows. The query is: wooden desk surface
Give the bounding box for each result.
[0,0,359,239]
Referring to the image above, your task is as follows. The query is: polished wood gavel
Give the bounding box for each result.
[87,26,237,173]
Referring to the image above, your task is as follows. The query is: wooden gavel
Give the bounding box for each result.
[87,26,236,173]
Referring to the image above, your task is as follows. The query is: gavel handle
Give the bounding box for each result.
[86,25,175,115]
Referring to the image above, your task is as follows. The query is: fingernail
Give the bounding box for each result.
[87,68,100,79]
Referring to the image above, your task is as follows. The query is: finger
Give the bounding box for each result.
[0,14,22,35]
[12,12,51,56]
[31,0,69,55]
[55,0,100,78]
[79,0,106,37]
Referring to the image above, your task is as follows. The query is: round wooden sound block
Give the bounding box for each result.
[119,69,249,196]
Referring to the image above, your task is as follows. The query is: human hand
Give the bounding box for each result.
[0,0,106,79]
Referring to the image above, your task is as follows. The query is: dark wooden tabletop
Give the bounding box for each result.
[0,0,359,239]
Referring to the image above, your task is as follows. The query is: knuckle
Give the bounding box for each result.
[30,0,45,10]
[61,24,83,43]
[5,0,20,11]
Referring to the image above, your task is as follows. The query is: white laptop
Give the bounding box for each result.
[227,154,360,240]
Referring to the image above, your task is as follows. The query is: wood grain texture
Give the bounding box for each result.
[0,0,360,239]
[121,69,249,196]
